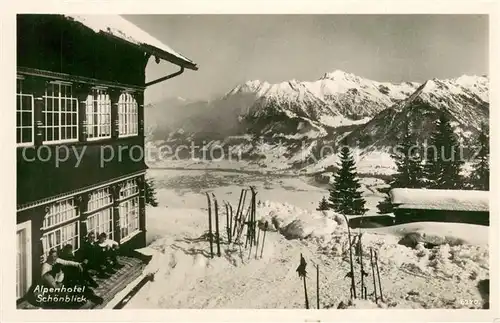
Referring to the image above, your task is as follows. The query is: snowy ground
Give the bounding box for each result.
[125,169,489,309]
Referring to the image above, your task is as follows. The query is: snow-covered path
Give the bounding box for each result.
[125,170,489,309]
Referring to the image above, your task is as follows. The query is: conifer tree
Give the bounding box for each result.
[145,178,159,207]
[317,196,330,211]
[377,122,424,214]
[328,146,367,215]
[471,123,489,190]
[391,122,424,188]
[376,189,393,214]
[424,112,464,189]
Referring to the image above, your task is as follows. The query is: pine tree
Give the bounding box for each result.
[390,122,424,188]
[317,196,330,211]
[328,146,367,215]
[424,112,464,189]
[377,123,424,214]
[376,187,393,214]
[145,178,159,207]
[471,123,489,190]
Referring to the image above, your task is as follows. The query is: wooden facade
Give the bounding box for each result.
[393,209,489,226]
[16,14,197,303]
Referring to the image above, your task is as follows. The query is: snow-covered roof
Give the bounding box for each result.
[65,15,197,70]
[390,188,489,212]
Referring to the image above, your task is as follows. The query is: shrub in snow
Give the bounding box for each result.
[398,232,422,249]
[321,210,347,227]
[281,220,310,240]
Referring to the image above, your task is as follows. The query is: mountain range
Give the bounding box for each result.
[145,70,489,174]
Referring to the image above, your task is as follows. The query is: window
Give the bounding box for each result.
[41,199,79,255]
[86,210,114,239]
[42,198,79,229]
[118,92,138,137]
[118,179,140,240]
[43,82,78,143]
[42,221,79,256]
[86,188,114,239]
[119,196,139,240]
[119,179,139,199]
[86,88,112,140]
[16,78,34,146]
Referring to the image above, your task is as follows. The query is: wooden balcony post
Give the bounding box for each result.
[136,91,145,138]
[111,183,122,243]
[75,193,90,242]
[137,175,146,232]
[75,84,91,142]
[109,88,122,140]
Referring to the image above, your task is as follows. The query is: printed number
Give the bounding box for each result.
[460,299,479,305]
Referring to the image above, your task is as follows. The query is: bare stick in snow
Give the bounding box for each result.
[250,186,258,245]
[236,189,248,236]
[342,214,356,299]
[358,234,368,299]
[225,202,230,243]
[370,248,378,303]
[260,221,268,259]
[206,192,214,258]
[316,264,320,309]
[233,189,244,236]
[228,203,234,243]
[237,204,252,244]
[374,250,384,302]
[212,193,221,257]
[255,227,261,260]
[296,254,309,309]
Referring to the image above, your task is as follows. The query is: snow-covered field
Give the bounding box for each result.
[124,169,489,309]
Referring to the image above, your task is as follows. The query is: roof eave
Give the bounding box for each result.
[98,31,198,71]
[141,44,198,71]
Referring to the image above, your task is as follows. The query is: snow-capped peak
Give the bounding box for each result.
[321,69,356,80]
[225,79,271,97]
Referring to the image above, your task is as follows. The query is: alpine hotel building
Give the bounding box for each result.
[16,14,197,305]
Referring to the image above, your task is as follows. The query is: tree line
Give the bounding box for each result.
[317,111,489,215]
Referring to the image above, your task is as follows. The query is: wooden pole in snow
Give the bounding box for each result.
[358,234,365,299]
[206,193,214,258]
[250,186,258,245]
[255,227,261,260]
[225,202,230,243]
[233,189,245,237]
[260,221,268,259]
[296,254,309,309]
[374,250,384,302]
[343,214,356,299]
[228,204,234,243]
[212,193,221,257]
[316,264,320,309]
[238,190,248,235]
[370,248,378,303]
[303,275,310,309]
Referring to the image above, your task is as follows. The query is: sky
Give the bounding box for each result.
[123,15,489,104]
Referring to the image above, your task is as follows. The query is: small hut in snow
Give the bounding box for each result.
[389,188,489,226]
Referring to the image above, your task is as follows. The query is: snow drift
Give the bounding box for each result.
[390,188,489,212]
